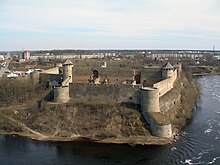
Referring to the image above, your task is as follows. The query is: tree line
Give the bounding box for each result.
[0,78,48,106]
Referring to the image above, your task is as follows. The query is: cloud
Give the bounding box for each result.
[1,0,220,50]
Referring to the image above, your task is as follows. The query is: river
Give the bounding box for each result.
[0,75,220,165]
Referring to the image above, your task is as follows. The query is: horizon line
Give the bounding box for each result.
[0,48,218,52]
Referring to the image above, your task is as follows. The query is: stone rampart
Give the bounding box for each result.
[141,68,162,85]
[72,67,134,84]
[39,73,62,85]
[52,63,180,138]
[43,67,59,74]
[159,90,181,113]
[141,87,173,138]
[54,86,70,103]
[141,68,178,138]
[148,116,172,138]
[69,83,141,104]
[153,69,177,97]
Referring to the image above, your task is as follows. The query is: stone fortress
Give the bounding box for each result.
[37,59,182,139]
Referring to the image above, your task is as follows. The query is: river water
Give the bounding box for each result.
[0,75,220,165]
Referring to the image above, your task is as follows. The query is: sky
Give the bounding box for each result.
[0,0,220,51]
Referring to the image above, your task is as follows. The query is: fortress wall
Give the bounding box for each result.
[148,117,172,138]
[72,67,134,84]
[52,64,180,138]
[54,86,69,103]
[43,67,59,74]
[56,63,63,68]
[160,92,181,113]
[153,78,174,97]
[73,67,134,77]
[71,67,90,83]
[140,87,172,138]
[69,84,141,104]
[99,67,134,78]
[151,123,172,138]
[39,73,62,85]
[140,69,178,138]
[153,69,177,97]
[142,111,172,138]
[140,68,161,85]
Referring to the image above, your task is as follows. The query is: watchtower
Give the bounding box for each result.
[53,59,73,103]
[63,59,73,83]
[173,63,182,76]
[162,62,174,80]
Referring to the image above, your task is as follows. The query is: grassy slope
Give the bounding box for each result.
[0,72,199,145]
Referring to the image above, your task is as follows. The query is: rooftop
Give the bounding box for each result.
[163,62,173,69]
[173,63,180,68]
[63,59,73,65]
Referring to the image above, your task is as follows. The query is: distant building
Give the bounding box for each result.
[19,50,31,62]
[0,55,5,61]
[213,54,220,60]
[7,73,18,78]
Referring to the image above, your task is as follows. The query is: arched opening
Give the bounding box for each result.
[93,70,99,79]
[134,74,141,84]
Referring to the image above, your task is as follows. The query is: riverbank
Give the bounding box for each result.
[0,72,199,146]
[193,72,220,76]
[1,75,219,165]
[0,103,171,145]
[189,65,220,76]
[0,131,171,145]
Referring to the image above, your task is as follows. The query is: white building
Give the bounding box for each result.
[7,73,18,78]
[213,55,220,60]
[0,55,5,61]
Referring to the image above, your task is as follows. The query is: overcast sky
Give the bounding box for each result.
[1,0,220,51]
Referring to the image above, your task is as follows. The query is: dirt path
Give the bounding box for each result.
[0,114,47,139]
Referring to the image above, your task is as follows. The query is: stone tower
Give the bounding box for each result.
[63,59,74,84]
[162,62,174,80]
[54,59,73,104]
[173,63,182,76]
[141,87,160,113]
